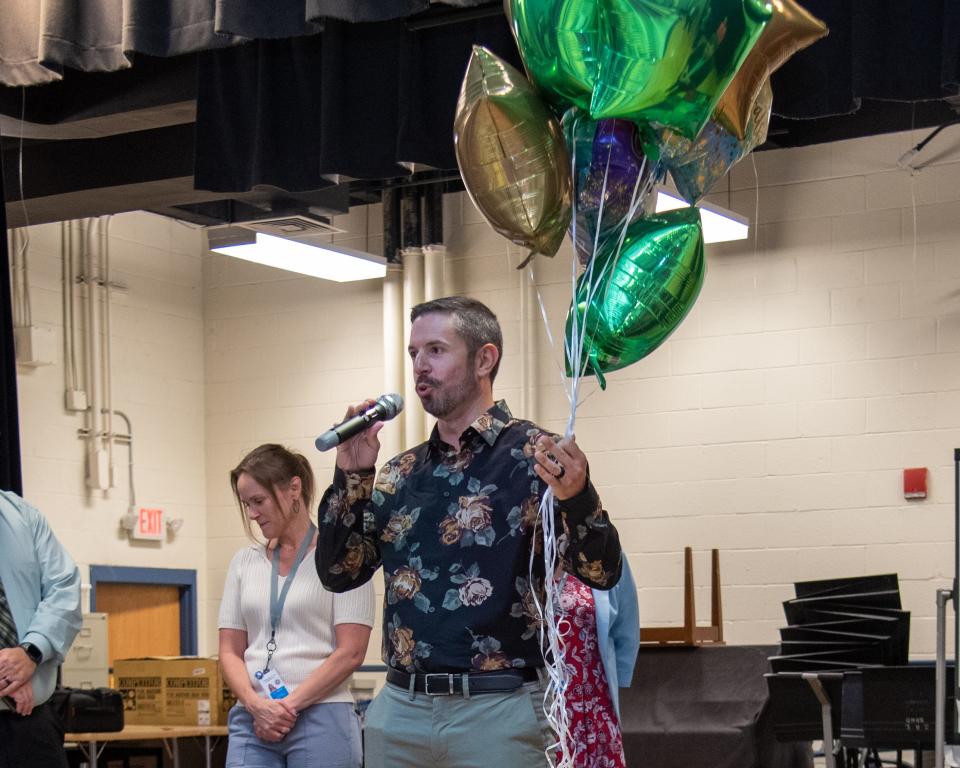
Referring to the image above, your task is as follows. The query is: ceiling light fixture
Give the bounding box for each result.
[211,233,386,282]
[655,189,750,244]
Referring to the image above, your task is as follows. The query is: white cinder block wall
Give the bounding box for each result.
[203,206,388,659]
[203,125,960,660]
[15,213,208,637]
[16,125,960,662]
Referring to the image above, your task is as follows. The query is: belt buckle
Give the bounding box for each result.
[424,673,455,696]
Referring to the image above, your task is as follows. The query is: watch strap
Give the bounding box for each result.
[18,642,42,664]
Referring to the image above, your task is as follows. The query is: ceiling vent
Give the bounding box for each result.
[236,213,347,238]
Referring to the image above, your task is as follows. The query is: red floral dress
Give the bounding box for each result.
[556,575,626,768]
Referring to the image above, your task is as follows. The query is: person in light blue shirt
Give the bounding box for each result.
[0,490,82,768]
[592,556,640,721]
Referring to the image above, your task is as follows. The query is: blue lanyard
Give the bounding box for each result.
[263,522,316,672]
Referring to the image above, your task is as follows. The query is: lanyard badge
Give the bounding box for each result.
[255,668,290,699]
[255,522,316,699]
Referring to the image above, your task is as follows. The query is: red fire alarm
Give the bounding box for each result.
[903,468,927,500]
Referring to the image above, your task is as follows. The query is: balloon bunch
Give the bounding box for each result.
[454,0,826,384]
[452,4,825,763]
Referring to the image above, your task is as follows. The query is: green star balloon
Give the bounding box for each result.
[590,0,772,139]
[566,206,705,388]
[505,0,601,111]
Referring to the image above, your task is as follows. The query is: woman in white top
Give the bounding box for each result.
[219,444,376,768]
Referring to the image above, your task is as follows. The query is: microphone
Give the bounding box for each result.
[315,393,404,452]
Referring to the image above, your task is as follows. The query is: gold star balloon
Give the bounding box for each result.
[454,46,572,260]
[714,0,828,139]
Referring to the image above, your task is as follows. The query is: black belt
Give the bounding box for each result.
[386,667,540,696]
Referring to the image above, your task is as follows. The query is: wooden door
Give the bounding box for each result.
[96,583,181,666]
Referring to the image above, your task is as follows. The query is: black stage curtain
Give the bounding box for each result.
[771,0,960,118]
[194,15,521,190]
[0,150,23,495]
[195,0,960,191]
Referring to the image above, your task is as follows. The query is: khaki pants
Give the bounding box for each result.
[363,678,553,768]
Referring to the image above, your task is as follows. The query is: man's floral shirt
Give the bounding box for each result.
[315,401,622,673]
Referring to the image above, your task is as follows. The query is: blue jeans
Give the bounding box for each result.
[226,701,362,768]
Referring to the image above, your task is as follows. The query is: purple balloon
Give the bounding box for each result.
[564,113,657,266]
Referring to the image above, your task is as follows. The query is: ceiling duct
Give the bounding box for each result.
[236,213,346,239]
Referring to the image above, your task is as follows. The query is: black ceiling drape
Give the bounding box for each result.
[771,0,960,119]
[0,0,491,87]
[0,148,23,495]
[194,0,960,192]
[194,14,521,190]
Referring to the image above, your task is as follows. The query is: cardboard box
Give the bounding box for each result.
[113,657,227,726]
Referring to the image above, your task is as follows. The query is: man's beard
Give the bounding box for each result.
[418,367,480,418]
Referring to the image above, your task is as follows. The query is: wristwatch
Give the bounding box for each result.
[18,642,42,665]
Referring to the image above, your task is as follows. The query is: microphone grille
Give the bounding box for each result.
[379,393,404,419]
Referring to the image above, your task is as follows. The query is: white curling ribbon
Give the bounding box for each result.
[528,119,656,766]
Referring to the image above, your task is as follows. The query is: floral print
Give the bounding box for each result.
[381,506,419,550]
[468,631,515,672]
[555,576,626,768]
[316,401,622,673]
[437,480,498,547]
[433,444,475,485]
[387,612,433,672]
[389,566,421,601]
[505,486,541,540]
[509,576,544,641]
[442,562,494,610]
[386,554,438,613]
[373,451,416,501]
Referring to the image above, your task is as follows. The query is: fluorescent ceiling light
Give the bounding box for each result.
[655,190,749,244]
[211,233,386,282]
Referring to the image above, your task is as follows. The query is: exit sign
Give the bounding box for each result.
[132,508,164,540]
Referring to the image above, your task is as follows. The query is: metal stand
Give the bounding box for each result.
[941,446,960,768]
[803,673,838,768]
[937,587,953,768]
[955,448,960,752]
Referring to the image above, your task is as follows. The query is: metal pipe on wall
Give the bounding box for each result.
[100,216,114,485]
[382,187,406,456]
[382,187,402,265]
[421,183,443,248]
[422,183,446,302]
[423,245,445,304]
[518,268,538,424]
[83,219,109,489]
[421,185,446,443]
[382,263,405,460]
[400,186,428,446]
[402,246,425,447]
[66,222,79,396]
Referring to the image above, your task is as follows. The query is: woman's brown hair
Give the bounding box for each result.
[229,444,315,542]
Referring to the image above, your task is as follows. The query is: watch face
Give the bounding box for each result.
[20,643,41,664]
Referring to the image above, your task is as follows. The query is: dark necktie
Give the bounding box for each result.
[0,579,19,648]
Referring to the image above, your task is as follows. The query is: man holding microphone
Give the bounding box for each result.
[315,296,623,767]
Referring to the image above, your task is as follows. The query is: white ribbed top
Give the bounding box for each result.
[218,543,376,704]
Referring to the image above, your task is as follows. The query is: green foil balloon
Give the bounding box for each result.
[454,46,572,260]
[566,207,705,388]
[505,0,601,111]
[590,0,772,139]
